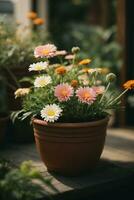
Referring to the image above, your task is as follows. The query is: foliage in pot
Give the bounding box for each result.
[12,44,134,176]
[0,76,9,145]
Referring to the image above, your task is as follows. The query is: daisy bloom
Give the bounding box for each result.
[55,66,67,75]
[123,80,134,90]
[71,80,78,87]
[65,54,75,60]
[27,11,37,20]
[15,88,30,98]
[82,68,90,73]
[29,62,48,71]
[78,74,89,85]
[88,68,102,74]
[41,104,62,122]
[76,87,96,104]
[55,50,67,56]
[34,75,52,88]
[34,44,57,58]
[54,83,74,102]
[92,86,105,95]
[79,59,91,65]
[33,18,44,25]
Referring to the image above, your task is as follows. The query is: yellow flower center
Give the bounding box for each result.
[47,110,55,117]
[42,49,49,55]
[61,89,68,96]
[35,65,42,70]
[83,92,91,99]
[39,80,46,86]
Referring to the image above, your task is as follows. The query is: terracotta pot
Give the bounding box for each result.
[0,116,9,144]
[33,117,109,176]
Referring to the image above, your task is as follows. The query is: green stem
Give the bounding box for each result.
[108,89,128,105]
[100,82,110,103]
[72,54,76,67]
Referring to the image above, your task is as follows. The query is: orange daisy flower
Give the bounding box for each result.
[33,18,44,25]
[71,80,78,87]
[79,59,92,65]
[55,66,67,75]
[27,11,37,20]
[123,80,134,90]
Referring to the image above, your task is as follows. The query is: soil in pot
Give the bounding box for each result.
[33,117,109,176]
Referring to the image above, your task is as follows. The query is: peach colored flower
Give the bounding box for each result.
[76,87,96,104]
[27,11,37,20]
[54,83,74,102]
[79,59,91,65]
[123,80,134,90]
[92,86,105,95]
[33,18,44,25]
[34,44,57,58]
[71,80,78,87]
[55,66,67,75]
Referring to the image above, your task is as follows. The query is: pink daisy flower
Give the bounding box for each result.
[34,44,57,58]
[54,83,74,102]
[92,86,105,95]
[76,87,96,104]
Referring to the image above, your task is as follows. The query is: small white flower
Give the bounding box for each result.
[88,68,102,74]
[29,62,48,71]
[41,104,62,122]
[34,75,52,88]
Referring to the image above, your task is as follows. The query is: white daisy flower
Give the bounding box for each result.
[34,75,52,88]
[29,62,48,71]
[41,104,62,122]
[88,68,102,74]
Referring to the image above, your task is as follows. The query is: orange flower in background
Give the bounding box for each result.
[71,80,78,87]
[123,80,134,90]
[33,18,44,25]
[27,11,37,20]
[79,59,92,65]
[55,66,67,75]
[82,68,90,73]
[55,66,66,75]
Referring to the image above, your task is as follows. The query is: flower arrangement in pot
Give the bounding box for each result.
[13,44,134,176]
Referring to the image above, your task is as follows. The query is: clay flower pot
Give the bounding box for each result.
[33,117,109,176]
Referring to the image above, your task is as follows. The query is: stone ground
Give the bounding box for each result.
[0,128,134,200]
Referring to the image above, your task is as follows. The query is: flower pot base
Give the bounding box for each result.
[33,117,109,176]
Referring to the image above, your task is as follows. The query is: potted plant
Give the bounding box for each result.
[12,44,134,176]
[0,14,47,111]
[0,76,9,145]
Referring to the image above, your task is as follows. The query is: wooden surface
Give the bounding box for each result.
[0,128,134,199]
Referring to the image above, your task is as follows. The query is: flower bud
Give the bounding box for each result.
[71,47,80,54]
[106,73,116,82]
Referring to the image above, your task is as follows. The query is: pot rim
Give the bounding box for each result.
[32,116,109,128]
